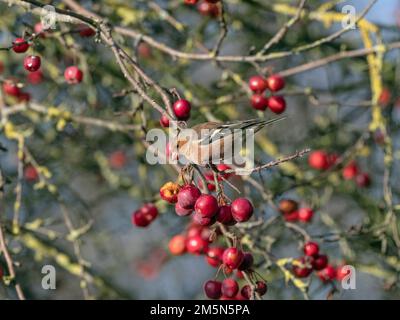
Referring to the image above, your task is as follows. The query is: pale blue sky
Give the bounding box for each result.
[344,0,398,24]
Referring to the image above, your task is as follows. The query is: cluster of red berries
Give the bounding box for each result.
[197,164,232,192]
[308,150,371,188]
[12,38,41,73]
[342,160,371,187]
[204,278,267,300]
[168,221,214,256]
[184,0,220,18]
[248,74,286,114]
[159,181,253,226]
[167,222,265,299]
[131,203,159,227]
[160,99,192,127]
[308,150,338,171]
[279,199,314,223]
[204,247,266,300]
[130,167,264,299]
[292,241,350,283]
[6,31,84,93]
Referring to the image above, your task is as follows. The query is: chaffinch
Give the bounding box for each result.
[170,117,284,166]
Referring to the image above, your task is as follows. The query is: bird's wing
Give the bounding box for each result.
[194,117,285,145]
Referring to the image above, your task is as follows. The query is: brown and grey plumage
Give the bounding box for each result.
[173,117,285,166]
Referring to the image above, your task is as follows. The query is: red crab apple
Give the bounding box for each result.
[248,75,267,93]
[279,199,298,214]
[216,205,236,226]
[193,211,216,226]
[78,24,96,37]
[24,165,38,182]
[308,150,329,170]
[251,94,268,111]
[336,265,351,281]
[184,0,198,4]
[132,210,151,228]
[240,285,251,300]
[317,265,336,282]
[216,164,232,179]
[298,207,314,222]
[283,210,299,222]
[356,173,371,187]
[204,280,222,299]
[186,235,208,254]
[235,292,247,300]
[140,203,158,221]
[221,279,239,298]
[168,235,187,255]
[132,204,158,228]
[27,70,43,84]
[197,179,216,192]
[266,74,285,92]
[194,194,219,218]
[304,241,319,257]
[238,252,254,271]
[312,254,328,271]
[3,79,21,97]
[160,113,170,128]
[200,170,220,191]
[268,96,286,114]
[173,99,191,121]
[222,247,244,269]
[108,150,127,169]
[231,198,253,222]
[292,257,313,278]
[240,281,267,298]
[160,181,180,203]
[138,42,152,59]
[197,1,220,17]
[256,281,267,296]
[64,66,83,84]
[206,246,224,267]
[23,55,41,72]
[342,161,358,180]
[175,202,193,216]
[378,87,391,107]
[12,38,29,53]
[186,223,203,238]
[177,184,201,209]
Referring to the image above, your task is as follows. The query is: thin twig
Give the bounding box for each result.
[258,0,307,55]
[0,169,26,300]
